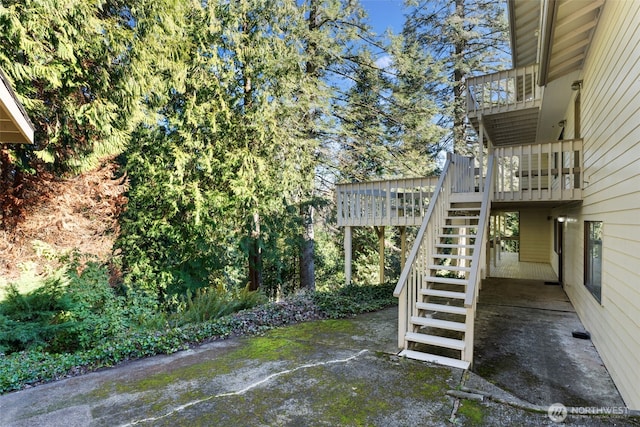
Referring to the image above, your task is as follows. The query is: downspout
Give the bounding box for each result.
[537,0,557,87]
[507,0,518,68]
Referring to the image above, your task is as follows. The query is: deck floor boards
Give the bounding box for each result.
[489,251,557,281]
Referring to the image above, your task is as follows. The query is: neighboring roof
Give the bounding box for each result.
[508,0,604,86]
[0,67,35,144]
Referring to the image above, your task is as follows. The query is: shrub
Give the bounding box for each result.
[313,282,396,318]
[0,273,76,353]
[0,261,132,354]
[0,282,396,394]
[173,284,267,325]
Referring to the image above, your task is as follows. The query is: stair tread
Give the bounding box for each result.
[417,302,467,315]
[420,288,466,299]
[450,193,483,203]
[426,276,468,285]
[411,316,467,332]
[432,254,473,259]
[428,265,471,272]
[435,243,475,248]
[437,234,477,238]
[448,207,481,211]
[405,332,465,350]
[399,349,470,370]
[446,216,479,220]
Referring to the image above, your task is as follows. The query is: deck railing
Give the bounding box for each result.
[462,155,494,363]
[493,139,583,202]
[466,64,542,116]
[336,177,438,227]
[393,158,454,349]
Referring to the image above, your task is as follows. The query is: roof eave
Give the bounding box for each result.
[537,0,557,87]
[0,68,35,145]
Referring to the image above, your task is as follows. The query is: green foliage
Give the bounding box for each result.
[0,0,186,172]
[175,285,267,325]
[0,273,77,354]
[0,261,133,354]
[116,0,321,299]
[0,283,395,394]
[313,282,396,318]
[401,0,509,152]
[314,226,345,291]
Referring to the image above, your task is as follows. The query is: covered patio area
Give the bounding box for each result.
[489,251,557,282]
[473,277,625,407]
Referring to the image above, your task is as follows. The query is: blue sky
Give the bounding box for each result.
[361,0,406,35]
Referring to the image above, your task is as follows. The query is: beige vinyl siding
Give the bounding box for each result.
[560,0,640,409]
[519,209,550,263]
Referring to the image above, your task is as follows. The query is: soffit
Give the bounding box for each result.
[0,68,34,144]
[509,0,541,68]
[540,0,604,85]
[510,0,604,85]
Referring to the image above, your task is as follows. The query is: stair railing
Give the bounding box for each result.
[393,154,460,349]
[462,155,494,363]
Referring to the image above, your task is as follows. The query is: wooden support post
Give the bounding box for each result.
[479,116,484,191]
[399,226,407,270]
[492,214,497,267]
[345,226,352,286]
[375,226,385,284]
[486,232,491,278]
[499,214,502,260]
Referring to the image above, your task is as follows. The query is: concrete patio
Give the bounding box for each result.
[0,291,636,426]
[474,277,625,408]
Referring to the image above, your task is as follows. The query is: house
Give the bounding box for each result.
[0,67,34,144]
[336,0,640,410]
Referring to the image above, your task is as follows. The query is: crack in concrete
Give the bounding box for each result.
[120,349,369,426]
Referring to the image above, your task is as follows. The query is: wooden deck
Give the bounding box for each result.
[489,252,557,282]
[336,177,438,227]
[493,139,583,203]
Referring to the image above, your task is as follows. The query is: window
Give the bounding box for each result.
[584,221,603,302]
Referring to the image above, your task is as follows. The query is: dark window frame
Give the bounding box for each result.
[584,221,603,303]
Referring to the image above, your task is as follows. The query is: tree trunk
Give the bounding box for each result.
[300,204,315,290]
[248,211,262,291]
[453,0,467,154]
[298,0,320,291]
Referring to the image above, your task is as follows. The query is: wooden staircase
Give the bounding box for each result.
[394,153,493,371]
[398,198,482,370]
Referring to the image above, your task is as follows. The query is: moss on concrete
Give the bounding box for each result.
[56,314,457,426]
[91,316,455,425]
[88,318,362,401]
[457,400,486,426]
[155,352,455,426]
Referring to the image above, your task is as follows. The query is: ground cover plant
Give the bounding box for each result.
[0,260,395,394]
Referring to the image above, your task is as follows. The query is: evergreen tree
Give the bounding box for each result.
[336,49,392,181]
[296,0,374,291]
[0,0,186,228]
[383,31,445,177]
[117,0,316,301]
[402,0,509,153]
[0,0,184,172]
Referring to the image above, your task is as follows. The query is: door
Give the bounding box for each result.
[555,218,564,285]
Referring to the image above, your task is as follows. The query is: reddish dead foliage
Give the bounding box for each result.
[0,157,128,280]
